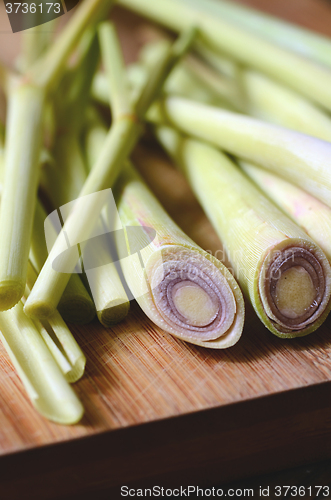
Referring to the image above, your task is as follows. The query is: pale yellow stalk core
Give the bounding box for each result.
[274,267,316,320]
[171,281,219,326]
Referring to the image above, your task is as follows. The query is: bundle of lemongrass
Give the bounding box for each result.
[1,0,331,424]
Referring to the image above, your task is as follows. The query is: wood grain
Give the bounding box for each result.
[1,0,331,498]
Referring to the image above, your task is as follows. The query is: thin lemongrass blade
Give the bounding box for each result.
[150,96,331,208]
[115,162,244,348]
[98,22,131,120]
[156,126,331,338]
[31,200,96,325]
[28,0,115,92]
[0,84,45,310]
[25,29,196,319]
[119,0,331,113]
[0,301,84,424]
[178,0,331,69]
[241,161,331,264]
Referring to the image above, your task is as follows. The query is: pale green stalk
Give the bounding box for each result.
[0,0,115,312]
[119,0,331,112]
[31,200,96,324]
[149,96,331,208]
[28,0,115,93]
[241,161,331,264]
[238,70,331,143]
[25,263,86,383]
[84,110,130,327]
[0,84,45,310]
[25,28,197,319]
[115,162,244,348]
[156,126,331,338]
[177,0,331,69]
[0,301,83,424]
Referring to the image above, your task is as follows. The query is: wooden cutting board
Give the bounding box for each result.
[1,1,331,498]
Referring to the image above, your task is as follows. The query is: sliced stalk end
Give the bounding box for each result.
[0,280,25,311]
[58,291,96,325]
[258,243,331,337]
[24,299,55,320]
[97,299,130,328]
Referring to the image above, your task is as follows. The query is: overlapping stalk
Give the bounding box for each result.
[118,0,331,112]
[115,162,244,348]
[25,26,197,319]
[149,96,331,208]
[156,127,331,338]
[0,301,83,424]
[241,162,331,264]
[177,0,331,69]
[0,0,115,311]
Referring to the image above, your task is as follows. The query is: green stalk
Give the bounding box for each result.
[31,200,96,325]
[149,96,331,208]
[25,263,86,383]
[156,126,331,338]
[240,161,331,264]
[28,0,115,93]
[115,162,244,348]
[238,70,331,143]
[119,0,331,113]
[0,83,45,310]
[177,0,331,69]
[84,110,130,327]
[25,28,197,319]
[0,0,115,312]
[0,301,83,424]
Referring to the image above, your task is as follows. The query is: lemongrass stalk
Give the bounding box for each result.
[0,0,115,312]
[0,301,83,424]
[119,0,331,113]
[25,263,86,383]
[240,161,331,264]
[156,126,331,338]
[0,83,45,310]
[28,0,115,93]
[115,161,244,348]
[178,0,331,69]
[31,200,96,324]
[149,96,331,208]
[98,22,131,121]
[25,28,197,319]
[138,38,239,111]
[238,70,331,142]
[84,111,130,327]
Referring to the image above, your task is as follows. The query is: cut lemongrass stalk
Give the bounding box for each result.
[0,83,45,310]
[115,161,244,348]
[119,0,331,113]
[84,110,130,327]
[28,0,115,93]
[25,28,197,319]
[156,126,331,338]
[31,200,96,325]
[0,0,115,312]
[149,96,331,208]
[139,38,239,111]
[240,161,331,264]
[177,0,331,69]
[0,301,83,424]
[239,70,331,143]
[25,263,86,383]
